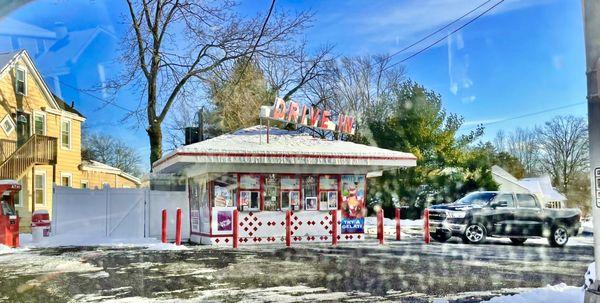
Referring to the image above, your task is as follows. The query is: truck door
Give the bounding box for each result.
[490,193,517,235]
[514,194,544,236]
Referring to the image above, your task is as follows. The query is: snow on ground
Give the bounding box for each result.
[583,219,593,234]
[19,233,188,251]
[480,283,584,303]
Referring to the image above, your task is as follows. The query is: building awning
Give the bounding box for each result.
[153,126,417,176]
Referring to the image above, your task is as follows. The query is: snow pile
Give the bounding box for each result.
[481,283,583,303]
[583,219,593,234]
[585,262,596,290]
[19,233,188,251]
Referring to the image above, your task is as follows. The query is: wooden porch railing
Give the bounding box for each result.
[0,135,57,179]
[0,139,16,163]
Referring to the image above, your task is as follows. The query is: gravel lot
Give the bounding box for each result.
[0,235,592,302]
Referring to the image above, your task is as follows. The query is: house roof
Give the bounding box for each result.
[80,160,141,185]
[491,165,567,202]
[0,18,56,39]
[52,93,85,118]
[37,27,116,70]
[0,50,86,120]
[153,125,417,175]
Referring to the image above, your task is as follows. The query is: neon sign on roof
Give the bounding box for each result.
[260,97,356,135]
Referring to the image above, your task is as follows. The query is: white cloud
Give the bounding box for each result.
[346,0,553,48]
[461,95,476,103]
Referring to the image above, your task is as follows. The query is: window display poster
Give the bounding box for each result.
[290,191,300,206]
[191,210,200,232]
[305,197,317,210]
[240,191,250,206]
[341,175,366,219]
[217,210,232,231]
[211,207,236,235]
[214,185,232,207]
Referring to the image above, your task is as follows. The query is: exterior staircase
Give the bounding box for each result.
[0,135,57,180]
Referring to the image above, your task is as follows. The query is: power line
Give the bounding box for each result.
[56,79,135,112]
[385,0,505,71]
[387,0,495,60]
[463,101,586,131]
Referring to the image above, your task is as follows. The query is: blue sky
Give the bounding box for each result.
[0,0,587,170]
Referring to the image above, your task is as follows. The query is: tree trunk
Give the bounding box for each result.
[148,123,162,170]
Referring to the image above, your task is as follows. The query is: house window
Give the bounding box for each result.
[80,180,88,189]
[33,112,45,135]
[61,119,71,149]
[1,115,15,136]
[34,172,45,205]
[60,173,72,187]
[15,67,26,95]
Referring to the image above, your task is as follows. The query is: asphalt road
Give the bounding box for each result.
[0,235,593,302]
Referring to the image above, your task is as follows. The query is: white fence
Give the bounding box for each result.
[52,186,189,241]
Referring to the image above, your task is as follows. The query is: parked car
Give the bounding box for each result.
[427,191,581,247]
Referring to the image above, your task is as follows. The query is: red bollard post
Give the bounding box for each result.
[377,208,384,245]
[161,209,167,243]
[285,210,291,247]
[331,210,338,246]
[424,208,430,244]
[233,209,239,249]
[396,208,401,241]
[175,208,182,246]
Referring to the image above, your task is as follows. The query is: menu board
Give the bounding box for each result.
[281,176,300,190]
[319,175,338,190]
[240,174,260,189]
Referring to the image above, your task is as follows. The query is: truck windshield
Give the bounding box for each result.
[1,201,15,216]
[456,193,497,206]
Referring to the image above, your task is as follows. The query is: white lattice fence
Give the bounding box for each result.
[238,211,287,245]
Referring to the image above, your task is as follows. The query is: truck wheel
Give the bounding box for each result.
[548,225,569,247]
[431,233,451,243]
[462,223,487,244]
[509,238,527,245]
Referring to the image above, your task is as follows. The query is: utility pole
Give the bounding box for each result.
[583,0,600,300]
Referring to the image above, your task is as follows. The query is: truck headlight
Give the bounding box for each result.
[447,211,466,218]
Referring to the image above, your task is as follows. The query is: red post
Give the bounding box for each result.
[424,208,430,244]
[175,208,182,246]
[377,208,384,245]
[395,208,401,241]
[233,209,239,249]
[161,209,167,243]
[331,210,338,245]
[285,210,291,247]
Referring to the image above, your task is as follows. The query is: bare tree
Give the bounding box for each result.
[537,115,589,193]
[505,127,540,176]
[82,133,142,176]
[114,0,313,166]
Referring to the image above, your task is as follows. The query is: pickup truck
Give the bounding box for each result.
[427,191,581,247]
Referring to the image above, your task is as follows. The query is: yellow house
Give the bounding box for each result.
[0,50,141,230]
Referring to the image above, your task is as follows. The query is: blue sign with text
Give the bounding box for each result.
[341,218,364,234]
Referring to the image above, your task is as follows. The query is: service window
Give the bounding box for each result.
[319,175,338,210]
[239,174,260,211]
[264,174,280,211]
[280,176,300,210]
[516,194,538,208]
[213,174,237,207]
[303,175,318,210]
